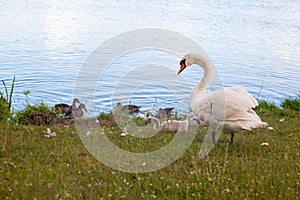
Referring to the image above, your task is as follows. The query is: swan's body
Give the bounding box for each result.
[178,53,267,144]
[144,116,201,132]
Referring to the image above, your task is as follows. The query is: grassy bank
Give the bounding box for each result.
[0,98,299,199]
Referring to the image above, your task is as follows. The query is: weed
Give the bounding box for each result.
[281,94,300,110]
[14,101,54,124]
[0,76,15,123]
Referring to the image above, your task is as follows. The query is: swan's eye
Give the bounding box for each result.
[179,59,186,66]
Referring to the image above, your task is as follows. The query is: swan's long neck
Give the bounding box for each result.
[191,54,214,95]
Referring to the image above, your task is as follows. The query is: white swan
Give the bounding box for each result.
[144,116,201,132]
[178,53,267,144]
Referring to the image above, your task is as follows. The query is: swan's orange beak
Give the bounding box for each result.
[178,59,187,75]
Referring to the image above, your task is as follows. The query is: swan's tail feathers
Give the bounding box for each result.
[224,120,268,132]
[241,121,268,131]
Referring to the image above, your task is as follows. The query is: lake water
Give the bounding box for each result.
[1,0,300,116]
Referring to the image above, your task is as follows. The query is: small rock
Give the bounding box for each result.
[267,126,274,131]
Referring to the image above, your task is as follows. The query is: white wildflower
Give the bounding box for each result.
[120,132,127,137]
[42,128,56,137]
[223,188,231,194]
[280,118,284,122]
[261,143,269,146]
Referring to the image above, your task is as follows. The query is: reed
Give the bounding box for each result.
[0,76,15,122]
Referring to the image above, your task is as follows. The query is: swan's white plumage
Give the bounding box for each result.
[179,53,267,135]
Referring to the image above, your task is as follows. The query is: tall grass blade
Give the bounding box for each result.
[8,76,15,109]
[1,79,9,101]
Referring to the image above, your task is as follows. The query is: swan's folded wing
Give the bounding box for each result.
[227,86,259,108]
[226,109,262,122]
[190,86,261,123]
[222,87,260,118]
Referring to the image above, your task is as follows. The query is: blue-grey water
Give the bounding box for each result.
[1,0,300,116]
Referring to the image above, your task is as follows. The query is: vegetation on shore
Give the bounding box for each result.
[0,78,299,199]
[0,76,15,123]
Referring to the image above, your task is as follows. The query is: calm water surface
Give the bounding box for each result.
[1,0,300,115]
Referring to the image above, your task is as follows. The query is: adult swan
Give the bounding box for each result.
[178,53,267,144]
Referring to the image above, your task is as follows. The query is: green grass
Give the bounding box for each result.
[0,99,299,199]
[14,101,54,124]
[0,76,15,123]
[281,94,300,111]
